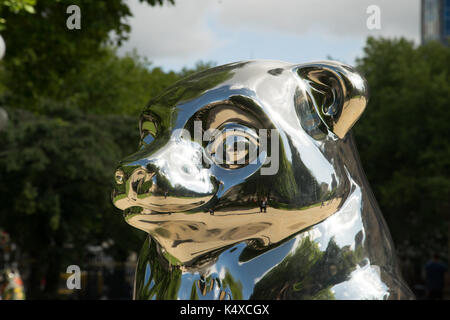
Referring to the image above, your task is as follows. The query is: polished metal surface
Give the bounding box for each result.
[112,60,413,300]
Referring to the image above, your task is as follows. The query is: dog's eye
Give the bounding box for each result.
[205,124,259,169]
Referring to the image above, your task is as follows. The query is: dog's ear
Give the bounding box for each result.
[295,61,369,139]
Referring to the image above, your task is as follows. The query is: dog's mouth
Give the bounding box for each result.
[125,195,215,214]
[112,166,220,214]
[112,184,218,214]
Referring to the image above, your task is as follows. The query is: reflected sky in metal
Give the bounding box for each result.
[112,60,413,300]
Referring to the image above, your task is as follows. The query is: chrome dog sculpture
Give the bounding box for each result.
[112,60,413,299]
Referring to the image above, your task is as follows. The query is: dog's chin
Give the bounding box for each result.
[123,212,274,264]
[122,197,344,264]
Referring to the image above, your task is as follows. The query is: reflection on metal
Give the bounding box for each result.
[112,60,413,300]
[0,34,5,60]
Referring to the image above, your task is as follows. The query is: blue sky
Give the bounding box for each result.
[119,0,421,72]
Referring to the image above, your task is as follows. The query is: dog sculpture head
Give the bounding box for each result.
[112,60,368,264]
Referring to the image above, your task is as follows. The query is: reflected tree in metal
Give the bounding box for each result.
[112,60,413,300]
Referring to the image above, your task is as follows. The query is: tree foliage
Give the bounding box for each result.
[51,49,181,115]
[0,0,173,111]
[354,37,450,267]
[0,0,36,29]
[0,103,143,298]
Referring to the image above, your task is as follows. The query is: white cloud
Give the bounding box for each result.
[119,0,420,69]
[214,0,420,41]
[119,0,219,59]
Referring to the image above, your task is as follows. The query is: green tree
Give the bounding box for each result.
[57,48,181,115]
[353,37,450,280]
[0,0,173,111]
[0,102,146,298]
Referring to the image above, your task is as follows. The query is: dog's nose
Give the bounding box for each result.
[112,160,219,213]
[112,165,153,209]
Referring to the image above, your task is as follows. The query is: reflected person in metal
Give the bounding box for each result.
[112,60,414,300]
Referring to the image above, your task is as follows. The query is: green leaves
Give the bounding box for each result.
[0,0,175,110]
[353,37,450,260]
[1,0,36,13]
[0,104,142,297]
[0,0,36,29]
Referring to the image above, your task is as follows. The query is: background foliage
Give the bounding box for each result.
[353,37,450,285]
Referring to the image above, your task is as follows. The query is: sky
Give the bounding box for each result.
[118,0,421,72]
